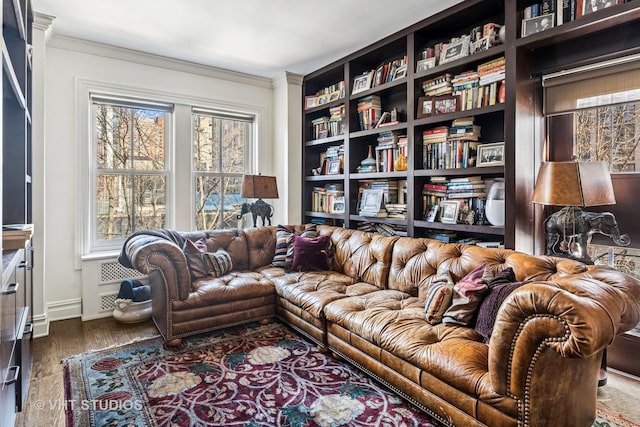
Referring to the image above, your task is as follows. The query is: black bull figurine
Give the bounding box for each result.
[237,200,274,227]
[544,206,630,264]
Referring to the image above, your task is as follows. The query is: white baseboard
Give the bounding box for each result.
[32,313,49,339]
[47,298,82,321]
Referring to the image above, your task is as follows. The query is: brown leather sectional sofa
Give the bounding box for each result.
[120,224,640,427]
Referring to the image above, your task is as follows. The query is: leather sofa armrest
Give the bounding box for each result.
[123,234,191,301]
[488,267,640,399]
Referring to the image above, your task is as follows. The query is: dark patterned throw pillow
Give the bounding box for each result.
[273,224,317,269]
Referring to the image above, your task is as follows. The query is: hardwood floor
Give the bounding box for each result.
[14,317,640,427]
[15,317,158,427]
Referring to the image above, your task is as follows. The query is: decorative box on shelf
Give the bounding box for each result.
[2,224,34,251]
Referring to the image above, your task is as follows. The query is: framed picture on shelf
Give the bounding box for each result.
[425,204,439,222]
[417,96,434,118]
[327,159,341,175]
[439,38,469,64]
[416,57,436,73]
[329,90,341,102]
[392,64,408,80]
[359,189,384,213]
[352,73,373,95]
[330,196,346,214]
[521,13,554,37]
[477,142,505,167]
[434,95,459,114]
[439,200,460,224]
[579,0,621,17]
[305,96,318,110]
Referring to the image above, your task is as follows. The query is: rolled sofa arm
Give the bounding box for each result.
[487,267,640,423]
[122,233,192,301]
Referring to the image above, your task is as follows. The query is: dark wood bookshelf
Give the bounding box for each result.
[301,0,640,248]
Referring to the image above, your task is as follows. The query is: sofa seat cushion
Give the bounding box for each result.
[324,290,493,401]
[172,271,275,310]
[271,271,378,319]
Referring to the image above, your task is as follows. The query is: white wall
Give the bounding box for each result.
[34,32,301,335]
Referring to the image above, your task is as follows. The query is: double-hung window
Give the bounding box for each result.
[192,109,253,230]
[91,95,172,251]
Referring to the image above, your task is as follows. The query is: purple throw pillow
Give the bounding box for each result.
[474,267,526,342]
[291,235,331,272]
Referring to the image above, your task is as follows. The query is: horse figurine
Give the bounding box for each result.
[237,199,273,227]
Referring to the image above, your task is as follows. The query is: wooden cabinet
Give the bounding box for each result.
[2,0,33,424]
[1,244,32,426]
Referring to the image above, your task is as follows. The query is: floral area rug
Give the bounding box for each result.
[63,321,442,427]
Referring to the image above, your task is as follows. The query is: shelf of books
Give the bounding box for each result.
[515,0,640,48]
[302,0,509,244]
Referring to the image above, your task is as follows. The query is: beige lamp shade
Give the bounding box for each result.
[532,161,615,207]
[241,174,279,199]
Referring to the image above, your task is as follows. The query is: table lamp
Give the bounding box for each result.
[238,174,279,227]
[532,161,630,264]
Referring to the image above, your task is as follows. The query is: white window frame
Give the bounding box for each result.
[75,78,265,263]
[191,107,256,231]
[89,96,173,251]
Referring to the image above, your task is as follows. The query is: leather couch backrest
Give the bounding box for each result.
[182,229,251,271]
[319,226,398,289]
[389,237,518,296]
[244,226,278,270]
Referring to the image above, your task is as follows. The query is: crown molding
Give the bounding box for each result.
[33,12,55,32]
[272,71,303,89]
[47,34,273,89]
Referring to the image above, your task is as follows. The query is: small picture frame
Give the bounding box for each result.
[439,200,460,224]
[579,0,620,17]
[439,38,469,65]
[317,94,330,106]
[392,64,408,80]
[305,96,318,110]
[425,204,439,222]
[417,96,434,119]
[521,13,555,37]
[352,73,372,95]
[359,189,385,213]
[327,159,341,175]
[416,57,436,73]
[329,90,341,102]
[433,95,459,115]
[477,142,505,167]
[330,196,345,214]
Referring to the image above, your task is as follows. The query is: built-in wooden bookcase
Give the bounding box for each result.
[303,0,640,250]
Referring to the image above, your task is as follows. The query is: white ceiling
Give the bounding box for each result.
[32,0,464,79]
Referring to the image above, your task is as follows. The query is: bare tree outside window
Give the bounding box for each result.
[193,113,251,230]
[574,102,640,173]
[94,103,168,241]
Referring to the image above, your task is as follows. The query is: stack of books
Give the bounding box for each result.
[328,104,346,136]
[311,116,330,140]
[445,176,487,199]
[422,74,453,97]
[385,203,407,219]
[357,95,382,130]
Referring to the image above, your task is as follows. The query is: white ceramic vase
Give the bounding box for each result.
[485,178,505,227]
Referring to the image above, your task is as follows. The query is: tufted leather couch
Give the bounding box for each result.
[121,224,640,427]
